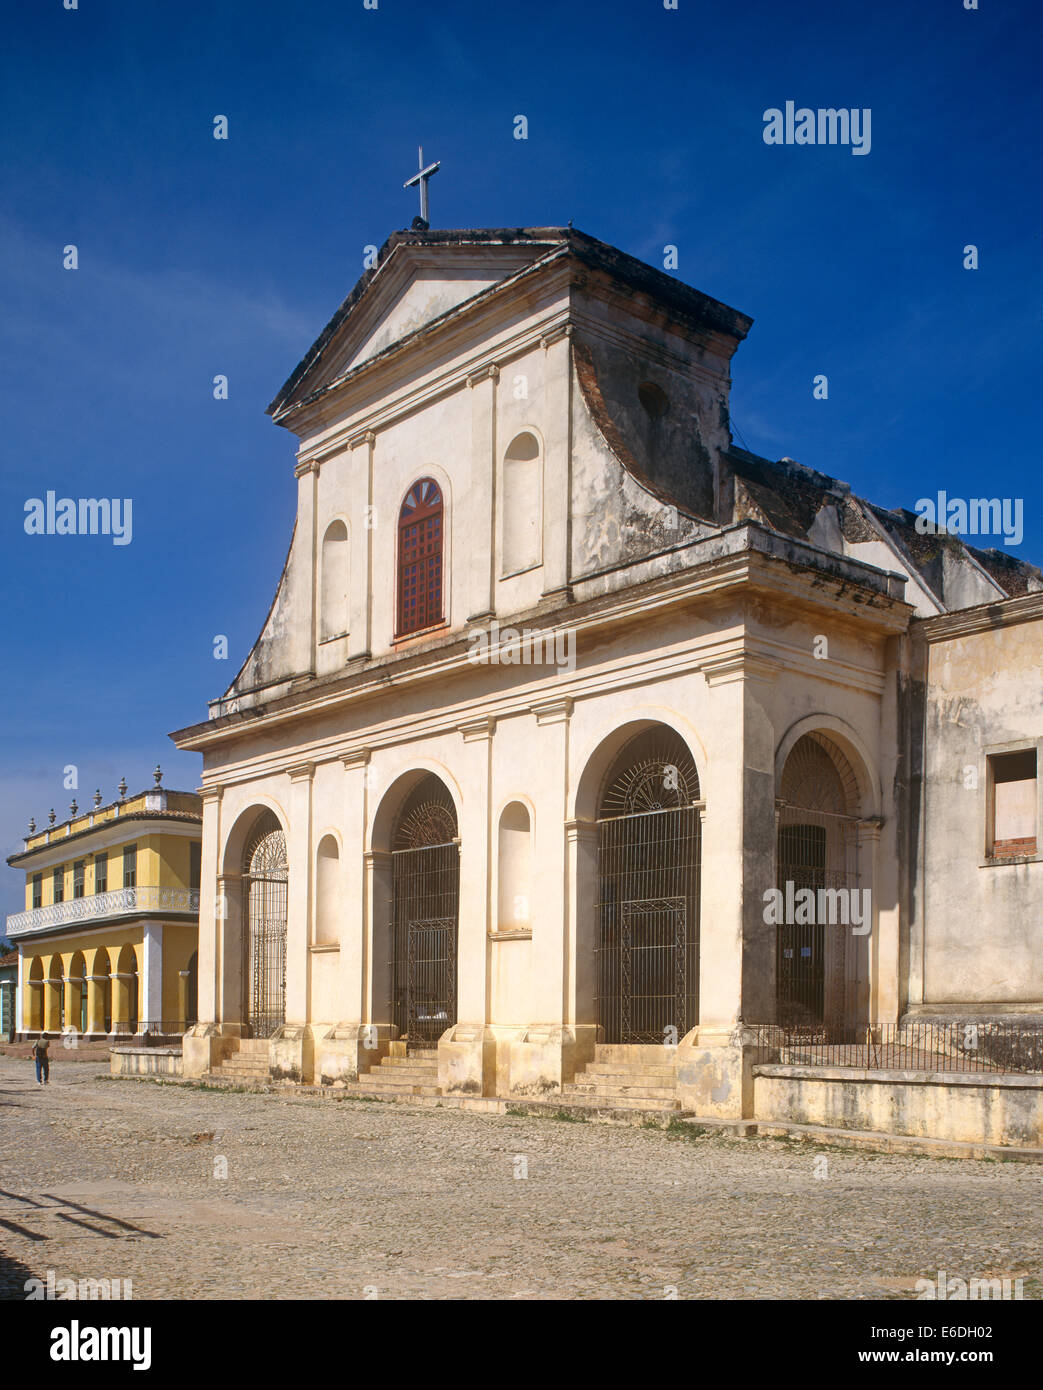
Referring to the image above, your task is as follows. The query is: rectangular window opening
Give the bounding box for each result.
[989,748,1037,858]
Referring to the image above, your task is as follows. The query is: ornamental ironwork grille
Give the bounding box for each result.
[390,777,459,1050]
[243,814,288,1040]
[397,477,443,635]
[595,729,701,1045]
[776,732,863,1031]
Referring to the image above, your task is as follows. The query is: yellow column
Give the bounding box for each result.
[43,977,62,1032]
[86,976,108,1034]
[111,969,131,1033]
[26,971,43,1032]
[62,958,80,1037]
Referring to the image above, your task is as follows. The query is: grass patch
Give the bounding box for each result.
[504,1104,588,1123]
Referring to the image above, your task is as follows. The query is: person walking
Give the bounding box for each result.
[31,1036,49,1085]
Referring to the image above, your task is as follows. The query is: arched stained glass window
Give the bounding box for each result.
[397,477,443,636]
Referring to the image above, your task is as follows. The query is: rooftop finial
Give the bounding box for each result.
[153,764,163,787]
[403,145,440,227]
[28,817,36,835]
[93,789,102,807]
[118,777,127,801]
[69,799,78,817]
[48,809,56,826]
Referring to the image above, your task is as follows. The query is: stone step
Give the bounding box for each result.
[378,1056,438,1070]
[237,1039,271,1056]
[555,1091,682,1112]
[563,1081,679,1101]
[361,1076,439,1093]
[214,1059,270,1073]
[199,1071,269,1090]
[338,1080,441,1098]
[580,1066,679,1084]
[594,1043,679,1063]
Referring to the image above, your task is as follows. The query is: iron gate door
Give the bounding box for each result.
[245,873,287,1039]
[391,842,459,1049]
[776,823,826,1026]
[596,805,700,1044]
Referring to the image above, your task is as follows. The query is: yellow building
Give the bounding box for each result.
[6,770,201,1040]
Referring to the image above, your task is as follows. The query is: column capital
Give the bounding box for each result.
[540,323,573,350]
[466,363,500,388]
[341,748,371,770]
[564,818,598,846]
[459,716,496,743]
[199,784,223,807]
[287,761,316,783]
[349,429,377,450]
[532,697,573,726]
[701,648,781,687]
[363,849,392,868]
[294,458,320,478]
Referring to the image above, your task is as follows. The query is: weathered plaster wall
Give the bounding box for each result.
[914,612,1043,1006]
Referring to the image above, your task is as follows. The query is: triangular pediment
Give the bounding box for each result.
[268,229,567,420]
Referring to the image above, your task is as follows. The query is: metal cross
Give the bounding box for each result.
[403,145,440,225]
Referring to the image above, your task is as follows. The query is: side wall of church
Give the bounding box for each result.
[911,607,1043,1008]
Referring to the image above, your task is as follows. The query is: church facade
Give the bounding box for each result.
[172,227,1042,1108]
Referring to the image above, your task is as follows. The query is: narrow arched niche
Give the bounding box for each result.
[501,432,542,576]
[497,802,532,931]
[315,834,341,946]
[320,520,349,642]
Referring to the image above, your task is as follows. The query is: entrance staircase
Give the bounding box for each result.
[555,1044,683,1116]
[342,1047,440,1098]
[202,1038,272,1086]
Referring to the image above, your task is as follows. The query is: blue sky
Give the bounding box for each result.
[1,0,1040,917]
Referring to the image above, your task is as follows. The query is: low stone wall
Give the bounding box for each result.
[754,1063,1043,1148]
[110,1046,183,1078]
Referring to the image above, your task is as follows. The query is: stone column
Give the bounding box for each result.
[314,751,389,1087]
[697,652,780,1033]
[285,762,314,1027]
[504,698,589,1097]
[465,365,498,623]
[142,923,163,1029]
[363,849,393,1026]
[216,872,242,1030]
[339,750,370,1025]
[196,786,222,1028]
[348,432,374,661]
[293,460,318,677]
[439,717,496,1096]
[540,327,572,602]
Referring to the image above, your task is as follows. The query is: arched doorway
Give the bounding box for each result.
[776,732,865,1029]
[390,775,459,1050]
[242,811,288,1039]
[595,727,702,1044]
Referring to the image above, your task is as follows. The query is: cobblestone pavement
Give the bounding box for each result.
[1,1057,1040,1300]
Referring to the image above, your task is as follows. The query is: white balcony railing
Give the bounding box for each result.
[6,886,200,939]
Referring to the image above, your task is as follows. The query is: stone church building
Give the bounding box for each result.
[172,227,1042,1114]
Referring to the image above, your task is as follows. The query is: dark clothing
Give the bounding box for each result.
[32,1040,49,1084]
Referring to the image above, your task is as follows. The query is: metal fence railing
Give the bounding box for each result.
[136,1021,195,1045]
[746,1022,1043,1075]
